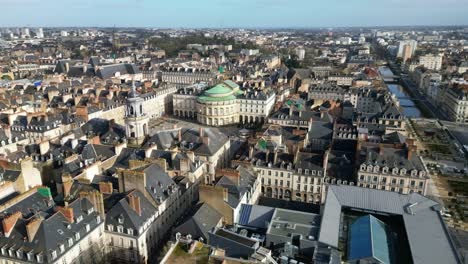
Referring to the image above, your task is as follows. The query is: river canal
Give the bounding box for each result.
[379,66,422,118]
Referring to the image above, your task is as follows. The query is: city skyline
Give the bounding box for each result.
[1,0,468,27]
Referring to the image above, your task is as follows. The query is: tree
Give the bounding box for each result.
[1,75,12,80]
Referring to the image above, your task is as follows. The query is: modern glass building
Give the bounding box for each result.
[348,214,392,264]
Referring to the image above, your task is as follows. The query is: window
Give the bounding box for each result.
[117,226,124,233]
[51,250,57,260]
[107,225,114,232]
[37,254,44,263]
[16,250,23,259]
[128,228,134,235]
[68,238,73,247]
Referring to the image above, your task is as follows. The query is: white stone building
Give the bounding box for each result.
[173,80,275,126]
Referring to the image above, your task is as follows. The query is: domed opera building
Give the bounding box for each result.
[173,80,276,127]
[196,81,243,126]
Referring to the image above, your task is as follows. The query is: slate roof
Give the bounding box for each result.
[215,166,256,209]
[237,204,275,229]
[145,128,229,156]
[134,163,178,205]
[0,192,101,264]
[96,64,140,79]
[81,144,116,161]
[105,190,157,237]
[173,203,222,241]
[359,145,425,172]
[113,148,146,168]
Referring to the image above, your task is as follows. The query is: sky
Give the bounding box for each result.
[1,0,468,28]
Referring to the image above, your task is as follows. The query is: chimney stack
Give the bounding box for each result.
[223,188,228,202]
[202,136,210,145]
[91,135,100,145]
[26,217,43,242]
[2,212,21,237]
[308,118,313,131]
[186,151,195,162]
[127,194,141,216]
[406,138,417,160]
[58,207,74,223]
[109,119,116,131]
[99,181,113,194]
[63,176,73,198]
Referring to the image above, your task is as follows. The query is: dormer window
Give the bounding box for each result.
[383,167,389,174]
[127,228,134,235]
[1,246,6,255]
[37,253,44,263]
[373,166,380,173]
[86,224,90,232]
[51,250,57,260]
[118,215,124,224]
[76,215,83,223]
[117,226,124,233]
[59,244,65,253]
[107,224,114,231]
[27,252,34,261]
[68,238,73,247]
[75,232,80,240]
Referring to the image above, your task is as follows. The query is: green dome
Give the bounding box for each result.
[204,83,233,97]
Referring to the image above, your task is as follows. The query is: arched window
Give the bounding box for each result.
[130,106,134,115]
[140,105,143,114]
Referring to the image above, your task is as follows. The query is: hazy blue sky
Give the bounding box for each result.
[1,0,467,27]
